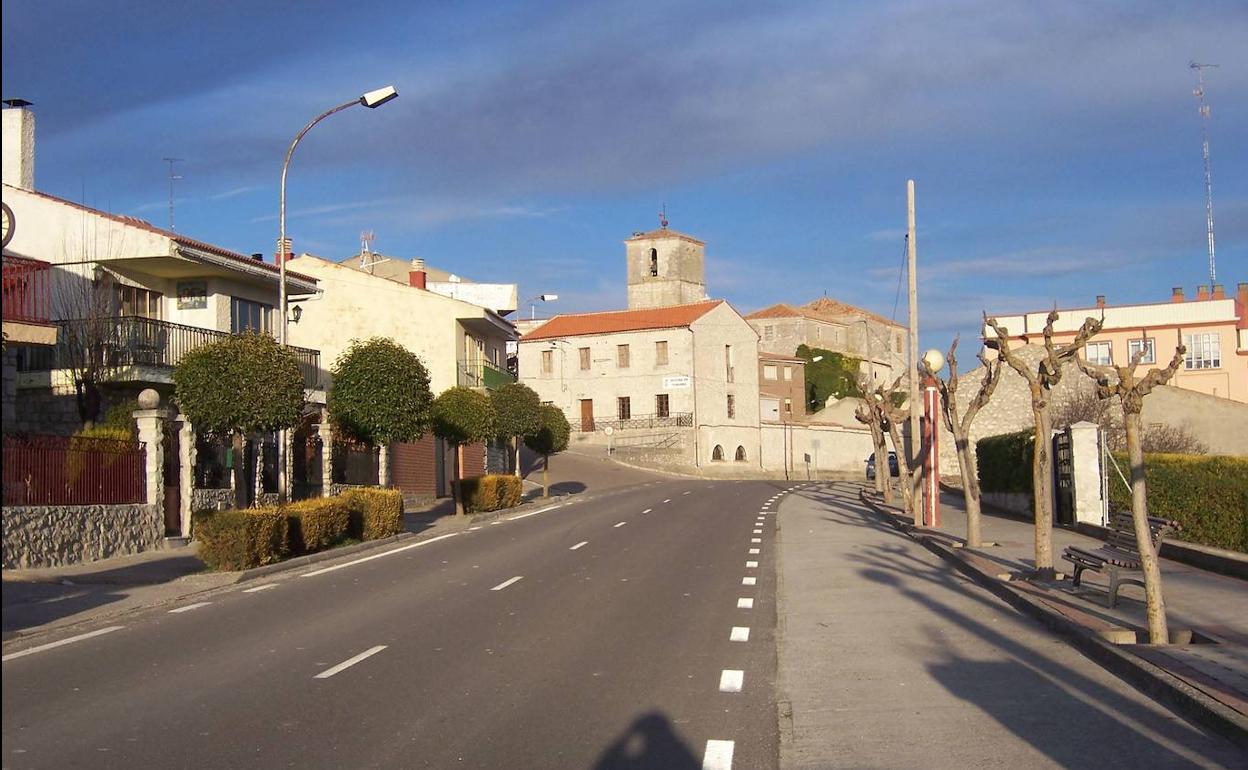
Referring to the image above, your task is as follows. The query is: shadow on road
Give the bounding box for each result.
[590,712,700,770]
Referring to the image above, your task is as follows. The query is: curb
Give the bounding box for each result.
[858,488,1248,750]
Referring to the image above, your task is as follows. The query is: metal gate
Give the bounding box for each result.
[1053,428,1074,526]
[162,420,181,535]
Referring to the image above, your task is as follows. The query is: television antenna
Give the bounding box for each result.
[358,230,389,274]
[1190,60,1218,284]
[162,157,183,230]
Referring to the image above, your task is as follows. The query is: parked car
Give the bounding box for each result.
[865,451,899,480]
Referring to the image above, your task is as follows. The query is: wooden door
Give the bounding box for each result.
[580,399,594,432]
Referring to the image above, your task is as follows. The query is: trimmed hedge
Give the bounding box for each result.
[977,431,1034,494]
[283,497,351,554]
[461,474,524,514]
[342,488,405,541]
[1107,453,1248,554]
[193,507,289,570]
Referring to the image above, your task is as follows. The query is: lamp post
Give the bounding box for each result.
[529,293,558,320]
[921,348,945,528]
[276,85,398,499]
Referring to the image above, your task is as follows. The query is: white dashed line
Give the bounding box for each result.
[242,584,277,593]
[753,529,763,534]
[491,576,524,591]
[737,597,754,609]
[663,499,672,504]
[719,669,744,692]
[703,739,734,770]
[168,602,211,614]
[642,509,652,514]
[570,541,588,550]
[614,521,628,528]
[749,548,760,555]
[682,491,691,495]
[469,526,483,531]
[746,560,758,568]
[750,538,761,543]
[301,533,459,577]
[314,645,387,679]
[730,626,750,642]
[742,577,757,586]
[2,626,123,662]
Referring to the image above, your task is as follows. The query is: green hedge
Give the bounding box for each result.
[342,487,405,541]
[1107,453,1248,553]
[282,497,351,554]
[461,474,524,514]
[193,507,289,570]
[977,431,1034,494]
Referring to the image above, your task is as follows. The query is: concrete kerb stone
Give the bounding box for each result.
[857,488,1248,750]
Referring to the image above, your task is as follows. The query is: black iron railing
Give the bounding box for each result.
[569,412,693,433]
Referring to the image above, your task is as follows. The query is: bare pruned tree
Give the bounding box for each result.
[877,376,915,517]
[984,309,1103,579]
[1078,344,1185,643]
[50,265,117,427]
[854,387,894,504]
[923,336,1002,548]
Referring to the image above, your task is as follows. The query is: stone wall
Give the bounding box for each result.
[3,503,162,569]
[191,487,235,513]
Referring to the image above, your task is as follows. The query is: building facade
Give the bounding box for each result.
[758,351,806,422]
[625,227,708,310]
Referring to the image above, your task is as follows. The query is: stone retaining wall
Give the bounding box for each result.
[191,487,235,512]
[2,503,162,569]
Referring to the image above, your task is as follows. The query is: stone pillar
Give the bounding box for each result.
[1069,420,1105,527]
[378,443,390,488]
[177,416,196,537]
[132,389,169,516]
[318,411,334,497]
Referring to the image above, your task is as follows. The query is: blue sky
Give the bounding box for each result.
[4,0,1246,353]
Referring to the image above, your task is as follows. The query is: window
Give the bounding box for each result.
[725,344,734,383]
[712,445,725,462]
[763,364,778,380]
[1085,341,1112,366]
[655,340,669,366]
[764,325,774,341]
[735,446,747,462]
[895,334,903,354]
[115,285,163,319]
[783,366,793,382]
[656,394,670,418]
[230,297,272,334]
[579,347,591,370]
[727,394,736,419]
[784,397,792,414]
[1184,333,1221,370]
[617,344,630,368]
[541,349,553,375]
[1127,338,1156,365]
[649,248,659,277]
[815,327,821,340]
[617,396,631,420]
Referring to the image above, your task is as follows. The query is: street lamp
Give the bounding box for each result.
[276,85,397,500]
[529,293,558,320]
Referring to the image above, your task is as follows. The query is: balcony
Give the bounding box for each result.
[2,255,57,345]
[17,317,321,389]
[458,359,515,390]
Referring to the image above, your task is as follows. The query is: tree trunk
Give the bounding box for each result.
[513,437,521,478]
[253,434,264,508]
[1032,403,1055,578]
[542,453,550,499]
[232,433,246,509]
[871,423,891,503]
[886,420,913,515]
[452,443,464,516]
[1126,412,1169,644]
[952,424,983,548]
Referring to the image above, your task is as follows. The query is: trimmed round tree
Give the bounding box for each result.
[173,332,306,507]
[524,404,570,499]
[430,387,496,515]
[328,337,433,486]
[489,382,541,477]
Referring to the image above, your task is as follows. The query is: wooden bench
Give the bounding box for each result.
[1062,511,1180,608]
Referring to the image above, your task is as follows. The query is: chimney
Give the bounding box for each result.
[1170,286,1184,303]
[1237,282,1248,310]
[1095,295,1106,308]
[275,237,292,265]
[2,99,36,190]
[1211,283,1225,300]
[251,252,264,261]
[1196,285,1209,301]
[408,257,426,289]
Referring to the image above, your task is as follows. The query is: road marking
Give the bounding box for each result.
[663,499,672,504]
[302,533,459,577]
[2,626,123,662]
[242,584,277,593]
[719,669,744,692]
[746,560,758,568]
[314,645,387,679]
[614,521,628,528]
[570,541,588,550]
[682,491,691,495]
[730,626,750,642]
[168,602,211,614]
[506,507,549,521]
[753,529,763,534]
[750,538,761,543]
[703,739,734,770]
[737,597,754,609]
[491,576,524,591]
[469,526,483,531]
[749,548,760,555]
[742,576,757,586]
[642,508,652,514]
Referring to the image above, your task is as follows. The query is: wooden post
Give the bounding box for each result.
[906,179,921,526]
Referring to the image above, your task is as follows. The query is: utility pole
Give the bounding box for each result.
[1190,61,1218,284]
[163,157,183,230]
[906,180,921,526]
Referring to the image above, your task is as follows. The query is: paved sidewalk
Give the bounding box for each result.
[776,481,1242,768]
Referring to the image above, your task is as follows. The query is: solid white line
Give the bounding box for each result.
[642,508,652,514]
[730,626,750,642]
[168,602,211,614]
[506,508,548,521]
[314,645,387,679]
[301,533,459,577]
[2,626,123,662]
[749,548,760,555]
[719,669,744,693]
[570,541,588,550]
[737,597,754,609]
[242,584,277,593]
[750,538,762,543]
[742,576,757,586]
[703,739,734,770]
[746,561,758,568]
[491,576,524,591]
[469,526,483,531]
[614,521,628,528]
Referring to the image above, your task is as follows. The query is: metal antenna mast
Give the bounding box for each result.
[1190,61,1218,283]
[162,157,183,230]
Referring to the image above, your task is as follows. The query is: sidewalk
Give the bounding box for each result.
[863,486,1248,746]
[776,481,1244,768]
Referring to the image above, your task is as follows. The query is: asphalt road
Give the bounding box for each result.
[3,478,797,769]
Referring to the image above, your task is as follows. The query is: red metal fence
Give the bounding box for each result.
[1,255,52,324]
[2,435,146,506]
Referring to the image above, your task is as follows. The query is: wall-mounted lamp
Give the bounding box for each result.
[289,305,303,324]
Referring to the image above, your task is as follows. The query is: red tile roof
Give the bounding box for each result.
[522,300,723,341]
[746,298,902,329]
